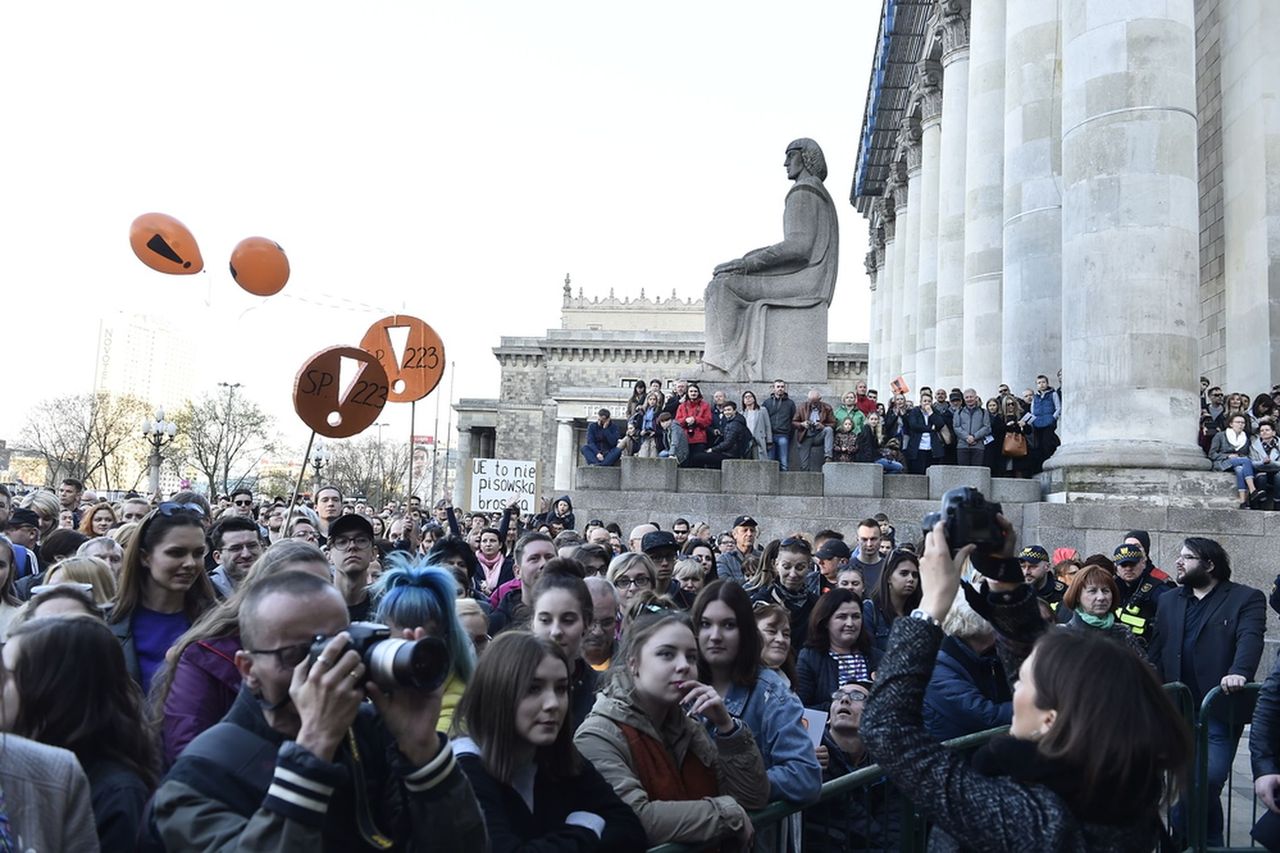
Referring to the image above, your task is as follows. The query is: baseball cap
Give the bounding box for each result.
[641,530,678,554]
[1018,545,1049,563]
[1113,544,1144,566]
[733,515,758,529]
[815,539,852,560]
[4,508,40,530]
[328,514,374,541]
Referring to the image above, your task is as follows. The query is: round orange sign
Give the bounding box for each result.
[292,346,390,438]
[359,315,445,403]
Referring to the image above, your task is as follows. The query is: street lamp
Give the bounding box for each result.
[142,407,178,497]
[311,437,331,496]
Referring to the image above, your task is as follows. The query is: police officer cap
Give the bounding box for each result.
[1113,544,1144,566]
[1018,545,1049,563]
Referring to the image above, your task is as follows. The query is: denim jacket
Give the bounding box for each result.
[718,667,822,805]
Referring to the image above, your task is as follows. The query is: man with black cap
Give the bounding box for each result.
[1113,542,1174,648]
[813,539,852,595]
[641,530,680,596]
[717,515,759,584]
[3,506,41,579]
[325,513,376,622]
[1123,529,1171,582]
[1019,545,1066,610]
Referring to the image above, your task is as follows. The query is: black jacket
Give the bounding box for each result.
[85,757,150,853]
[862,592,1158,852]
[1148,580,1266,702]
[763,394,797,437]
[150,686,486,852]
[1251,663,1280,777]
[904,408,947,460]
[456,740,645,853]
[708,413,752,458]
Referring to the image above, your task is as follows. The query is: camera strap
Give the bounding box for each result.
[344,728,394,850]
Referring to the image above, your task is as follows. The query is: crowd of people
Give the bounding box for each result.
[2,470,1276,851]
[1199,380,1280,508]
[583,375,1066,477]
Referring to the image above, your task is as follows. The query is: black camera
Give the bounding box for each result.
[310,622,450,692]
[921,487,1008,558]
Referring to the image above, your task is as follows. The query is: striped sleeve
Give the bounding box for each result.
[402,734,456,794]
[263,742,347,826]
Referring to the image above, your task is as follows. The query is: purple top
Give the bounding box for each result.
[133,607,191,694]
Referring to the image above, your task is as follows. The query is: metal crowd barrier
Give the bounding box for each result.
[643,682,1273,853]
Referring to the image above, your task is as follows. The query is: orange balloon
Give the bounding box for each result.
[229,237,290,296]
[129,213,203,274]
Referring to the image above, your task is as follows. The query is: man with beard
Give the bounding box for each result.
[1149,537,1265,848]
[1112,543,1174,647]
[806,681,900,849]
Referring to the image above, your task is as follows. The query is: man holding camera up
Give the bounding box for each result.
[150,570,486,851]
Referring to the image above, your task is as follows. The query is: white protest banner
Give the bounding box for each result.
[469,458,538,514]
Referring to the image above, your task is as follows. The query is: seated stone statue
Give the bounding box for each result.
[701,138,839,380]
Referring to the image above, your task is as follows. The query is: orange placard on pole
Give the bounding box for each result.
[359,315,446,403]
[890,376,910,396]
[293,346,390,438]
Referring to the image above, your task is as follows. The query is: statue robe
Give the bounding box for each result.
[701,175,839,380]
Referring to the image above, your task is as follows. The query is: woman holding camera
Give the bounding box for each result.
[860,521,1191,850]
[575,608,770,850]
[454,632,645,853]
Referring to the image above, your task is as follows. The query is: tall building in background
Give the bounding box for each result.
[93,312,191,412]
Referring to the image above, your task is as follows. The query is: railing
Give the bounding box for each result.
[643,682,1272,853]
[646,726,1007,853]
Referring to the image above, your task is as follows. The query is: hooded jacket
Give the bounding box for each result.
[573,675,769,847]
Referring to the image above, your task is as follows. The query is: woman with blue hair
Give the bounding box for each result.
[373,553,476,732]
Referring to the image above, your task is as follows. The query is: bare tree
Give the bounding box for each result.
[20,393,151,489]
[172,392,276,497]
[325,436,411,508]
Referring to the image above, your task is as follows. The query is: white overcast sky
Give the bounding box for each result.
[1,1,880,453]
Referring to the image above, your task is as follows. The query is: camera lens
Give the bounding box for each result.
[366,636,450,691]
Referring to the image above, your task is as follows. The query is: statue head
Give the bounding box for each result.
[785,138,827,181]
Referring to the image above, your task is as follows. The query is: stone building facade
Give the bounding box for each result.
[452,277,868,503]
[854,0,1271,503]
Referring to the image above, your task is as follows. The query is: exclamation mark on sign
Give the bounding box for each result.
[146,234,192,269]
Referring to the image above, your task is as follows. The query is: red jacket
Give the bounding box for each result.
[676,398,713,445]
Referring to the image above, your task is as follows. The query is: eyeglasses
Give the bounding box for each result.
[831,688,870,704]
[233,499,253,507]
[614,575,653,590]
[30,582,94,597]
[157,502,206,518]
[246,640,313,669]
[221,541,262,555]
[291,529,318,542]
[329,535,373,550]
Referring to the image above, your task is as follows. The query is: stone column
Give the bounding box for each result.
[1001,0,1062,389]
[880,193,901,385]
[872,225,888,391]
[900,120,924,391]
[934,0,970,390]
[865,248,881,389]
[962,0,1005,395]
[915,60,944,389]
[1221,2,1280,391]
[553,417,576,492]
[1049,0,1206,480]
[889,167,910,383]
[451,427,473,507]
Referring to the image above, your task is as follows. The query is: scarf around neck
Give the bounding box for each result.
[476,550,504,588]
[1075,608,1115,630]
[1226,428,1248,450]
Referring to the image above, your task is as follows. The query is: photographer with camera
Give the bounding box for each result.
[861,490,1192,850]
[149,570,486,851]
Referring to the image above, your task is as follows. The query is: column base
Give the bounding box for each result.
[1043,440,1211,472]
[1040,455,1236,509]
